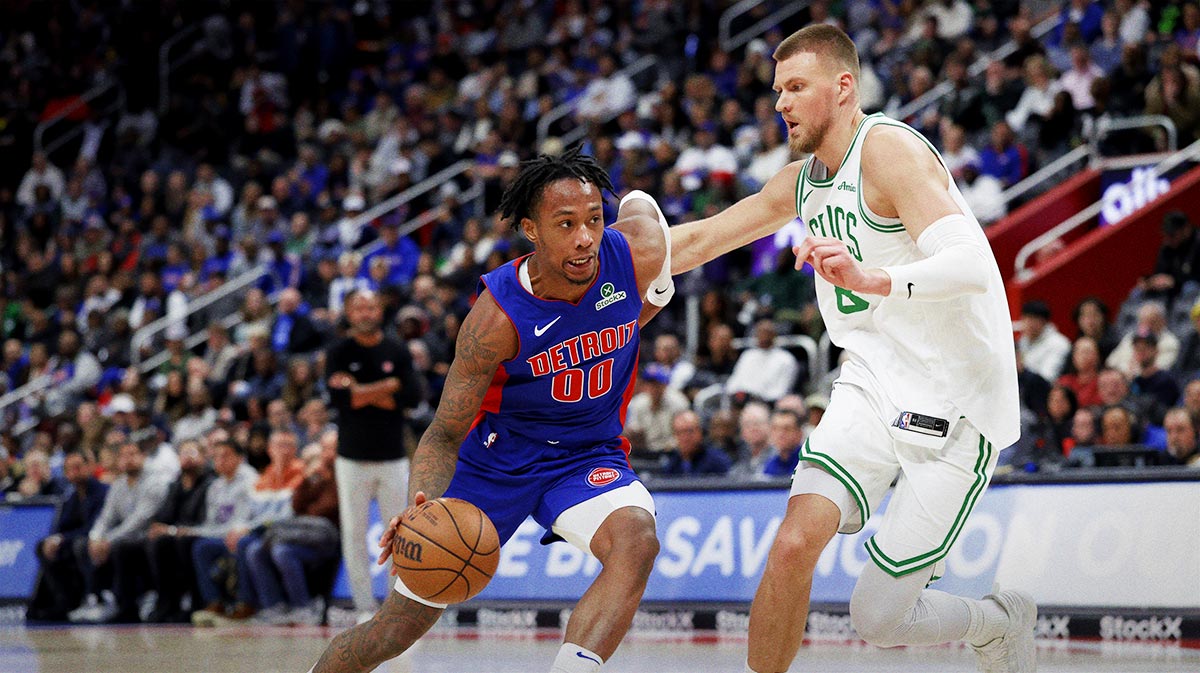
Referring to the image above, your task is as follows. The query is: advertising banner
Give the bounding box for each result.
[0,502,59,602]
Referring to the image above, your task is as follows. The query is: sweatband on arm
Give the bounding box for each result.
[880,213,991,302]
[619,190,675,306]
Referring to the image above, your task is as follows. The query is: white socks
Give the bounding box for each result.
[549,643,604,673]
[965,594,1011,647]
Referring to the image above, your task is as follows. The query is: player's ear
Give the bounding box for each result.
[838,71,854,104]
[520,217,538,244]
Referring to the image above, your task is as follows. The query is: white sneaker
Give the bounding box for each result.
[68,595,100,623]
[972,589,1038,673]
[252,604,291,626]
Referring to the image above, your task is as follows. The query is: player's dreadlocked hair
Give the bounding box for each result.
[497,145,615,230]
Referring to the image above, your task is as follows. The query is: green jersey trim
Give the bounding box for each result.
[856,119,947,234]
[797,438,870,532]
[795,157,809,217]
[865,434,995,577]
[805,112,882,186]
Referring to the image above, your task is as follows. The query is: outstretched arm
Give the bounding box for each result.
[669,161,804,275]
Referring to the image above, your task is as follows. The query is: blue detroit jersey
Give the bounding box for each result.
[462,227,642,472]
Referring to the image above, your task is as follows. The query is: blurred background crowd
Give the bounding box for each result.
[2,0,1199,626]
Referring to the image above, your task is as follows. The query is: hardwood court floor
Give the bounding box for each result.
[4,625,1198,672]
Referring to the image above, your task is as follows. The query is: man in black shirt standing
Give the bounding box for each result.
[325,289,420,620]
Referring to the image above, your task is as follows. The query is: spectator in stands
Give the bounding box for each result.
[763,409,804,478]
[1074,296,1120,362]
[1023,384,1078,470]
[1174,299,1200,380]
[1059,42,1106,112]
[661,410,732,477]
[729,402,773,479]
[1053,0,1105,45]
[1090,11,1124,74]
[272,288,324,355]
[1163,407,1200,467]
[1142,211,1200,307]
[77,441,169,623]
[252,440,341,626]
[978,120,1026,188]
[4,449,63,500]
[16,152,65,208]
[144,440,212,623]
[624,363,690,457]
[651,334,695,391]
[1107,301,1180,377]
[1070,405,1100,451]
[1019,300,1072,382]
[725,319,799,404]
[1128,331,1180,422]
[188,440,256,626]
[957,161,1006,226]
[1099,404,1138,446]
[1007,55,1061,138]
[1145,54,1200,146]
[1058,336,1104,408]
[938,55,986,134]
[30,451,108,621]
[360,216,420,289]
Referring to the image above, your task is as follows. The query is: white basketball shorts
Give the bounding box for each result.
[791,381,998,578]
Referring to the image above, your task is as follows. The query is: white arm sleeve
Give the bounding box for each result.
[880,213,991,302]
[619,189,674,306]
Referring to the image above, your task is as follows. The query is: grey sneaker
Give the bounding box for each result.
[972,589,1038,673]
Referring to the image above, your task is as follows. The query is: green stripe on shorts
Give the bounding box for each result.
[797,438,870,532]
[865,434,994,577]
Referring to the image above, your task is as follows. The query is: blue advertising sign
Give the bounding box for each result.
[0,502,58,601]
[340,486,1006,604]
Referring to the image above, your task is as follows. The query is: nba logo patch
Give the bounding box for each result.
[586,467,620,487]
[382,361,394,373]
[898,412,912,429]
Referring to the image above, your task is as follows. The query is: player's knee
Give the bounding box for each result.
[849,594,906,648]
[769,526,826,571]
[620,520,660,574]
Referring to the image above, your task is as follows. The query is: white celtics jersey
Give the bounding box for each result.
[796,113,1019,449]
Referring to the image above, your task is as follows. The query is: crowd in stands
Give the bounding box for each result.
[3,0,1200,625]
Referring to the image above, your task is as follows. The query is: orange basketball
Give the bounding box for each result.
[392,497,501,604]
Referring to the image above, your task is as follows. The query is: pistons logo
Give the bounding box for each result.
[587,467,620,487]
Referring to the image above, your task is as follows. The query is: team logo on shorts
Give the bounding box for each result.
[586,467,620,487]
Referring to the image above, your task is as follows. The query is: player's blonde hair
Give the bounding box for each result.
[773,24,860,80]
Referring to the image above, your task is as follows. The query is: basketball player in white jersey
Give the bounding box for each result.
[670,25,1036,673]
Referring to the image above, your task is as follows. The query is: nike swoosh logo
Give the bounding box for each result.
[906,282,914,299]
[653,286,668,295]
[547,440,560,445]
[576,652,602,665]
[801,190,812,204]
[533,316,561,337]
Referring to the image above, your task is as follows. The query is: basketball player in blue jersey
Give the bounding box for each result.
[308,147,676,673]
[669,25,1035,673]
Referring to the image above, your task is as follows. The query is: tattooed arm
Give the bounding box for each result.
[408,289,516,501]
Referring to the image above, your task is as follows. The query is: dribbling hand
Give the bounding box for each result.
[377,491,428,575]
